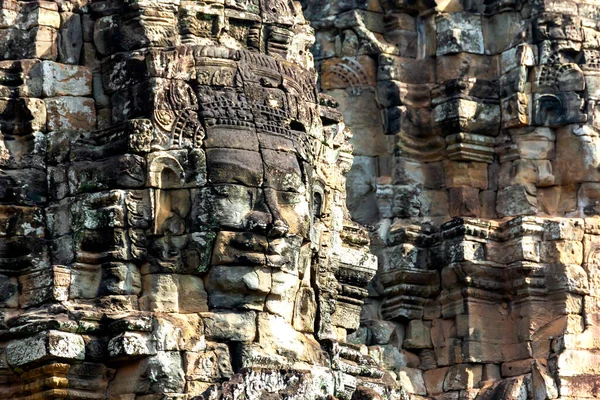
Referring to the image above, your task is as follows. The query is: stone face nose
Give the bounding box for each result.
[242,186,291,239]
[244,209,271,234]
[264,188,290,238]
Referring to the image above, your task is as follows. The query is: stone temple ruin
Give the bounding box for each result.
[2,0,600,399]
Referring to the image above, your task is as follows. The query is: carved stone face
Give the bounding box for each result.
[202,125,313,321]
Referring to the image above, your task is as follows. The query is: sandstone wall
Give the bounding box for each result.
[302,0,600,398]
[0,1,400,399]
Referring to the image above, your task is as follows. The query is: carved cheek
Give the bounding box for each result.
[261,148,303,192]
[276,192,310,238]
[208,185,257,230]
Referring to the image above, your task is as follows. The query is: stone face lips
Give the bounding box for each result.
[0,1,392,400]
[305,0,600,398]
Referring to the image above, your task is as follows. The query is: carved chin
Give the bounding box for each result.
[204,231,306,319]
[204,264,301,320]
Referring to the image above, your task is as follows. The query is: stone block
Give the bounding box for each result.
[19,6,60,30]
[500,44,537,75]
[393,159,444,189]
[424,367,449,395]
[502,359,533,377]
[443,364,482,391]
[256,313,326,365]
[404,320,433,349]
[7,331,85,367]
[436,13,484,56]
[42,61,92,97]
[449,187,481,218]
[539,241,583,265]
[512,127,555,160]
[557,350,600,376]
[436,239,485,264]
[19,265,69,307]
[177,275,209,313]
[376,184,421,218]
[480,190,497,218]
[398,367,427,395]
[538,185,577,215]
[500,66,531,97]
[434,99,501,135]
[378,54,435,83]
[437,53,498,82]
[205,264,271,311]
[108,332,157,358]
[531,359,559,399]
[29,26,59,60]
[382,243,428,271]
[139,274,179,313]
[0,274,18,307]
[201,311,256,342]
[456,311,517,345]
[184,343,233,381]
[143,351,186,394]
[69,155,146,194]
[578,183,600,215]
[0,98,46,134]
[100,262,142,296]
[0,205,45,238]
[487,238,540,264]
[328,89,387,157]
[501,93,532,129]
[45,96,96,133]
[554,126,600,186]
[545,263,588,294]
[482,363,501,382]
[0,59,43,98]
[364,320,397,345]
[496,184,538,217]
[70,263,101,299]
[498,160,539,189]
[483,11,524,54]
[420,189,450,218]
[59,12,83,64]
[461,341,503,364]
[377,80,432,109]
[153,314,205,352]
[444,161,488,190]
[346,156,379,224]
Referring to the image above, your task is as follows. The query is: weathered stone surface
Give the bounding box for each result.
[304,0,600,398]
[443,364,482,391]
[202,311,257,343]
[45,96,96,133]
[0,1,399,399]
[42,61,92,97]
[7,331,85,367]
[5,0,600,399]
